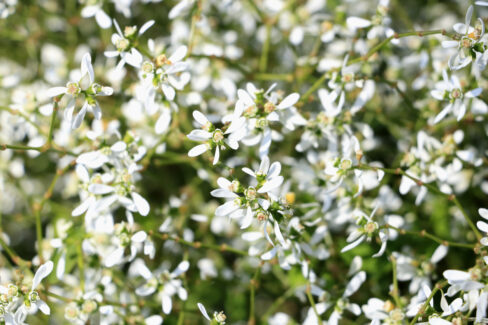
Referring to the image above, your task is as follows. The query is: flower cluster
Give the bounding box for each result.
[1,0,488,324]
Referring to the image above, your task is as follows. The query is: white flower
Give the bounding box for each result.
[443,269,484,292]
[80,3,111,29]
[227,83,300,157]
[105,19,155,70]
[187,110,238,165]
[134,259,189,314]
[430,70,482,123]
[140,45,189,102]
[47,53,113,129]
[197,302,227,324]
[442,5,487,70]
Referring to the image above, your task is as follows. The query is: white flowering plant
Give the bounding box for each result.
[0,0,488,324]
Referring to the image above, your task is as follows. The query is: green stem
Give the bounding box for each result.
[259,23,272,72]
[260,286,295,322]
[254,73,294,81]
[355,164,482,240]
[300,29,449,103]
[47,102,58,147]
[348,29,448,65]
[389,254,402,308]
[0,143,75,156]
[160,234,249,256]
[306,283,321,324]
[0,236,29,266]
[0,106,43,133]
[409,281,447,325]
[248,266,261,325]
[385,225,476,249]
[34,163,73,264]
[77,216,85,292]
[245,0,266,21]
[186,1,202,59]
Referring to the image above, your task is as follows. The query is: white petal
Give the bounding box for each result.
[347,17,372,30]
[240,207,253,229]
[477,221,488,232]
[95,9,112,29]
[431,245,448,264]
[162,295,172,314]
[210,189,238,198]
[433,103,452,124]
[479,208,488,220]
[215,201,239,217]
[344,271,366,297]
[277,93,300,109]
[88,183,114,194]
[340,236,365,253]
[132,231,147,243]
[81,53,95,84]
[37,300,50,315]
[169,45,188,63]
[72,104,88,129]
[46,87,67,97]
[32,261,54,290]
[465,87,482,98]
[187,129,212,141]
[132,192,150,216]
[443,269,470,282]
[173,260,190,277]
[466,6,474,32]
[188,144,209,157]
[258,176,284,193]
[261,247,277,260]
[442,40,459,48]
[162,83,176,100]
[213,146,220,165]
[139,20,155,35]
[193,110,209,126]
[197,303,211,321]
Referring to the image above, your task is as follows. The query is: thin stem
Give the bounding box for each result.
[248,266,261,325]
[306,283,321,324]
[260,286,295,322]
[0,143,75,156]
[189,53,250,74]
[389,254,402,308]
[355,164,482,240]
[385,225,476,249]
[77,216,85,292]
[300,29,449,104]
[348,29,448,65]
[47,102,58,147]
[186,0,202,58]
[245,0,266,21]
[409,281,447,325]
[33,163,73,264]
[254,73,294,81]
[158,234,249,256]
[259,23,272,72]
[0,106,43,133]
[0,236,29,266]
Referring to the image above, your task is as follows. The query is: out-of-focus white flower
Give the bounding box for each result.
[442,5,487,70]
[134,259,189,314]
[105,19,155,70]
[80,3,112,29]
